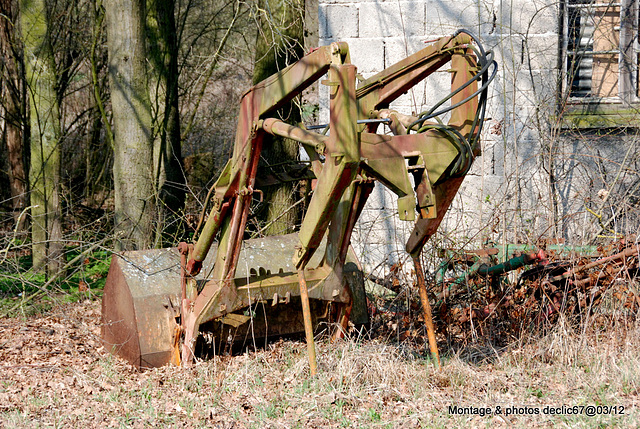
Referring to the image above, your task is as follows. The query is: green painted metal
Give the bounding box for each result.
[494,244,600,262]
[437,244,602,294]
[103,32,496,368]
[476,252,542,276]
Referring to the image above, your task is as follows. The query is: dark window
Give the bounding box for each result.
[563,0,638,103]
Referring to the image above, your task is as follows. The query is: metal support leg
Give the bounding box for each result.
[181,314,197,366]
[331,302,352,342]
[412,252,441,368]
[298,268,317,375]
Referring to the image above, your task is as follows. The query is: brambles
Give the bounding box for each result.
[365,238,640,356]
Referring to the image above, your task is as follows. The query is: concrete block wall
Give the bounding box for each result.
[315,0,639,275]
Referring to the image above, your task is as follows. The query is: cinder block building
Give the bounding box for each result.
[312,0,640,274]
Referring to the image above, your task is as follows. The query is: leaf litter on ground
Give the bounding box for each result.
[1,273,640,427]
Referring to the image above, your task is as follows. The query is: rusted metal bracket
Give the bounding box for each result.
[173,33,494,368]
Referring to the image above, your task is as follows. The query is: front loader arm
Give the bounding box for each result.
[180,42,351,363]
[184,42,350,277]
[178,32,495,368]
[290,32,494,369]
[355,33,490,257]
[405,39,484,256]
[292,33,482,269]
[356,34,472,117]
[101,32,496,371]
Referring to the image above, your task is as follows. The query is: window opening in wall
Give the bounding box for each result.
[563,0,638,104]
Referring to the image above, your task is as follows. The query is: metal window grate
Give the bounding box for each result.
[567,0,625,98]
[568,2,622,7]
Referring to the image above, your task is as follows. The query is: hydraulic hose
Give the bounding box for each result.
[408,30,497,176]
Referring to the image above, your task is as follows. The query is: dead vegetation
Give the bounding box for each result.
[2,256,640,428]
[365,238,640,360]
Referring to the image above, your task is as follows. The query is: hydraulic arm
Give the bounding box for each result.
[101,31,496,370]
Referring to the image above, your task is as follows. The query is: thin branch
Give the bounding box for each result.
[181,0,241,140]
[90,0,113,149]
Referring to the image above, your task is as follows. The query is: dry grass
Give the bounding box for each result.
[1,301,639,428]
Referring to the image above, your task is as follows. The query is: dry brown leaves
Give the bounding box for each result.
[1,297,639,427]
[0,302,117,425]
[365,241,640,356]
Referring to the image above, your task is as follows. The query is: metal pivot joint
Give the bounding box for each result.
[101,32,496,370]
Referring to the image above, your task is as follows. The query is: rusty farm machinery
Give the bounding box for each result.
[101,30,497,372]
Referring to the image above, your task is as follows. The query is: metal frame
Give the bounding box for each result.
[562,0,639,102]
[175,34,485,370]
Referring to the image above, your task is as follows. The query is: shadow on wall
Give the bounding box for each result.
[317,0,640,264]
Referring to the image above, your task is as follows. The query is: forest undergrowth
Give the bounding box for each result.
[1,227,639,427]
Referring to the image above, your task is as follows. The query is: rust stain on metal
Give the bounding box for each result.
[102,32,496,370]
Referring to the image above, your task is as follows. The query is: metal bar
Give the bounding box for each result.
[293,64,360,269]
[567,50,621,54]
[492,244,600,261]
[550,245,639,283]
[251,43,347,118]
[188,201,230,275]
[222,194,247,276]
[568,3,622,8]
[192,138,264,327]
[332,301,352,341]
[262,118,328,150]
[434,251,544,305]
[412,252,441,368]
[337,184,366,265]
[619,0,637,101]
[356,34,470,109]
[298,268,317,375]
[436,258,486,301]
[305,124,329,130]
[476,251,546,276]
[178,243,189,303]
[372,109,421,135]
[183,43,343,280]
[405,46,479,255]
[306,118,391,130]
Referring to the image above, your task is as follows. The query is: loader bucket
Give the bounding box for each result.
[101,233,368,369]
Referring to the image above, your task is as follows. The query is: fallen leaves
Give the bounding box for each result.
[0,296,639,428]
[365,239,640,354]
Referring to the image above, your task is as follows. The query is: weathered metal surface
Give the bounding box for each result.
[435,250,548,303]
[298,268,318,375]
[476,251,547,277]
[196,298,333,357]
[293,63,360,269]
[103,32,495,369]
[102,234,367,368]
[356,34,472,111]
[405,45,481,256]
[261,118,328,153]
[101,248,182,369]
[550,245,639,284]
[412,253,441,368]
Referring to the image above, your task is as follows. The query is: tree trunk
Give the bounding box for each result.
[105,0,155,250]
[86,0,113,206]
[1,0,28,231]
[21,0,63,276]
[146,0,185,246]
[253,0,305,236]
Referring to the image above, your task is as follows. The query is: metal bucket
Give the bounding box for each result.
[101,233,368,368]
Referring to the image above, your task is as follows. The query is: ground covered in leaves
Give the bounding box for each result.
[1,300,639,428]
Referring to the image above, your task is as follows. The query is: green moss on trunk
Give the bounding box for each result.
[21,0,63,276]
[253,0,305,236]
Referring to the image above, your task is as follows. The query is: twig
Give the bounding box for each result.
[0,240,105,318]
[0,205,36,265]
[252,196,306,237]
